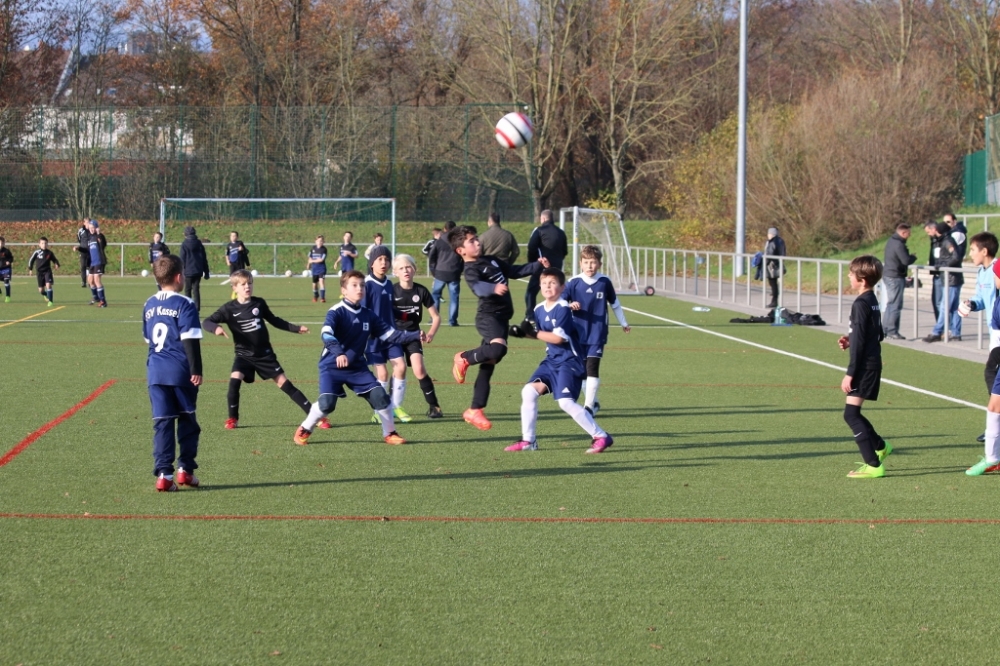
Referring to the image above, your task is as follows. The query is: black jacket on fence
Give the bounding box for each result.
[883,233,917,279]
[180,228,211,279]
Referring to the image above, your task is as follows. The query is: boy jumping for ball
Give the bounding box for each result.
[838,255,891,478]
[506,268,614,453]
[450,225,548,430]
[562,245,630,415]
[0,237,13,302]
[391,253,443,420]
[202,269,326,430]
[294,270,423,446]
[143,255,203,491]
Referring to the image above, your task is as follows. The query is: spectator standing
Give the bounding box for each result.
[924,220,943,320]
[421,228,441,257]
[180,226,211,311]
[924,222,964,342]
[480,213,520,265]
[882,223,917,340]
[764,227,786,309]
[428,220,462,326]
[525,209,567,321]
[945,213,968,259]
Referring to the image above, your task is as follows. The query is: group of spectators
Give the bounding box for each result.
[423,211,568,327]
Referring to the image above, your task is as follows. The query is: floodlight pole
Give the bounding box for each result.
[735,0,748,277]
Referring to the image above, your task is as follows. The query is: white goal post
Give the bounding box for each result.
[559,206,641,295]
[159,197,397,253]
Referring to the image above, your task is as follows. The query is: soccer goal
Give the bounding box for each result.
[559,206,640,295]
[159,197,396,251]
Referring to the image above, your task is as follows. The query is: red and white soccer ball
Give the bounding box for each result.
[495,112,533,149]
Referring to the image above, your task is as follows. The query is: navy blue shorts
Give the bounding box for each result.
[582,344,604,358]
[0,268,10,281]
[149,383,199,420]
[319,366,381,398]
[529,358,585,401]
[365,344,403,366]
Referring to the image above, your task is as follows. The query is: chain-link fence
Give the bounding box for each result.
[0,104,534,223]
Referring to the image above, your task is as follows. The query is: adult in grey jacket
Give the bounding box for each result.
[882,223,916,339]
[479,213,520,264]
[180,226,211,311]
[429,220,463,326]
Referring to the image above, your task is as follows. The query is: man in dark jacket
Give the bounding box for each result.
[945,213,967,259]
[923,221,943,320]
[479,213,520,264]
[428,220,463,326]
[180,226,210,311]
[882,223,917,339]
[924,222,964,342]
[764,227,786,309]
[524,209,567,321]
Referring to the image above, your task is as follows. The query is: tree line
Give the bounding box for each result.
[0,0,996,252]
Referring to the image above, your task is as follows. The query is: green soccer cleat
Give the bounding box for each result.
[370,412,381,424]
[877,440,893,462]
[4,296,9,303]
[847,462,885,479]
[393,407,412,423]
[965,457,1000,476]
[46,300,53,307]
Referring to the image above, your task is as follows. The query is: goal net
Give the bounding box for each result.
[159,198,396,276]
[559,207,640,295]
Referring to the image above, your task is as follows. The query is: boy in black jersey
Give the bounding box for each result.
[149,232,170,270]
[0,237,13,302]
[27,237,60,307]
[449,225,548,431]
[76,221,89,287]
[225,231,250,274]
[202,269,328,430]
[838,255,890,478]
[392,253,443,419]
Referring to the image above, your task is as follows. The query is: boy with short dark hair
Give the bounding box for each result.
[967,250,1000,475]
[0,237,13,302]
[449,225,548,431]
[961,232,1000,446]
[83,219,108,307]
[333,231,357,274]
[838,255,890,478]
[143,255,203,492]
[202,269,324,431]
[225,231,250,275]
[149,231,170,268]
[363,245,400,422]
[307,235,328,302]
[293,270,422,446]
[563,245,630,415]
[506,268,614,454]
[27,237,60,307]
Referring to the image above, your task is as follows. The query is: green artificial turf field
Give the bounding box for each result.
[1,276,997,665]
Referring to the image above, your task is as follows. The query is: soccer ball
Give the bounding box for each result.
[302,270,310,278]
[250,269,259,277]
[284,270,293,277]
[495,112,533,149]
[140,269,149,277]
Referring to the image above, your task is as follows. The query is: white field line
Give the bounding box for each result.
[623,306,986,412]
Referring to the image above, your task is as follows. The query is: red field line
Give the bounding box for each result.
[0,379,117,468]
[1,512,998,525]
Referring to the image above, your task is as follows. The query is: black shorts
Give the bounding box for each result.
[475,311,509,343]
[229,264,249,275]
[402,339,424,365]
[88,264,105,276]
[232,354,284,383]
[848,363,881,401]
[311,273,326,284]
[36,270,53,287]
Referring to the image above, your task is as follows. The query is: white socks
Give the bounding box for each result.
[986,411,1000,462]
[301,401,325,431]
[392,378,406,409]
[584,377,600,409]
[521,384,539,442]
[378,405,394,436]
[558,398,606,438]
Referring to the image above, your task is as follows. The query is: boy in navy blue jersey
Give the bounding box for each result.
[838,255,891,478]
[143,255,204,492]
[307,235,328,302]
[293,270,423,446]
[202,269,325,431]
[450,225,548,431]
[82,219,108,307]
[0,237,13,302]
[563,245,630,415]
[363,245,401,422]
[27,237,60,307]
[333,231,357,274]
[506,268,613,453]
